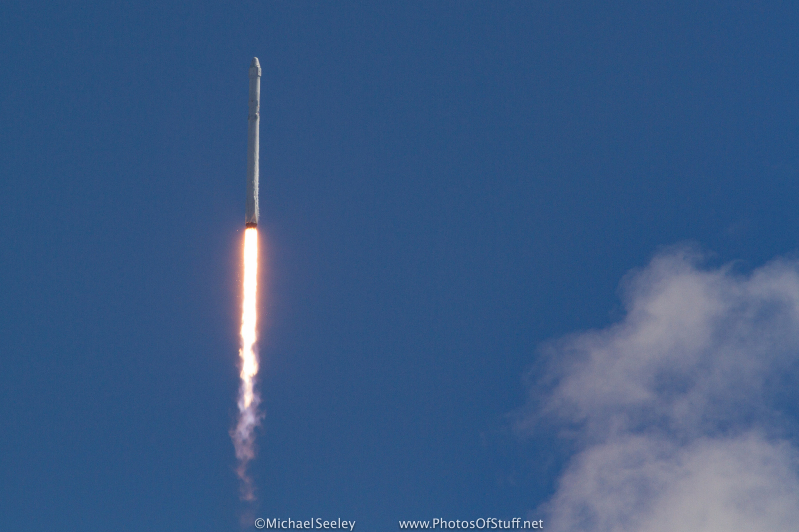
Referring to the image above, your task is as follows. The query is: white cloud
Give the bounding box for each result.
[543,433,799,532]
[523,247,799,531]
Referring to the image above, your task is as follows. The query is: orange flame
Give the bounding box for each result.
[232,227,260,501]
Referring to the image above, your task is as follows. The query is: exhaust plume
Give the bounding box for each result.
[232,227,261,501]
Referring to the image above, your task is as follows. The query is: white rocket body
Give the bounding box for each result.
[246,57,261,227]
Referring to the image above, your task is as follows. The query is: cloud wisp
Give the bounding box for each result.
[521,247,799,531]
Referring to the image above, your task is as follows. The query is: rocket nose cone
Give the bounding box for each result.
[249,57,262,78]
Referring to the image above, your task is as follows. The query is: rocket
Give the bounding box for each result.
[245,57,261,228]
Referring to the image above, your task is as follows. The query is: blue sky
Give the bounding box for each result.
[3,2,799,530]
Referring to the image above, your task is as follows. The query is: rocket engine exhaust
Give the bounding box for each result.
[232,57,262,502]
[233,227,260,501]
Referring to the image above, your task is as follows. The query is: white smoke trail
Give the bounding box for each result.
[232,227,261,501]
